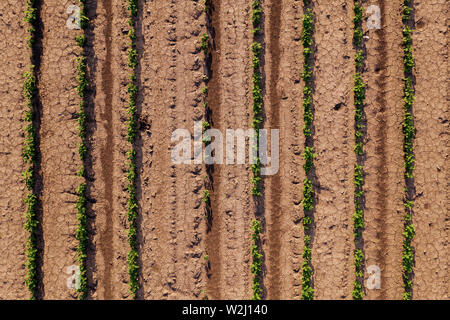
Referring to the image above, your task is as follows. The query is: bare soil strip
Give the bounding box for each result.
[138,0,174,299]
[207,0,253,300]
[0,1,28,299]
[99,0,114,299]
[89,0,129,299]
[264,0,283,300]
[412,0,449,300]
[171,0,207,299]
[279,0,306,300]
[39,0,83,299]
[262,0,304,300]
[310,0,354,300]
[139,0,207,299]
[363,0,405,300]
[206,0,223,300]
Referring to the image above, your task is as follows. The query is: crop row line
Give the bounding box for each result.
[23,0,40,300]
[73,0,90,300]
[201,0,214,276]
[401,0,416,300]
[201,0,212,224]
[250,0,264,300]
[300,0,315,300]
[250,0,263,196]
[351,0,366,300]
[125,0,140,299]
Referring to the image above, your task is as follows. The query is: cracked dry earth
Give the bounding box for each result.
[362,0,406,300]
[0,0,448,300]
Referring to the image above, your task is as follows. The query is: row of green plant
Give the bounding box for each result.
[200,0,211,209]
[401,0,416,301]
[250,220,263,300]
[72,0,90,300]
[23,0,39,300]
[300,0,314,300]
[125,0,140,299]
[203,0,211,13]
[351,0,366,300]
[250,0,264,300]
[200,0,213,285]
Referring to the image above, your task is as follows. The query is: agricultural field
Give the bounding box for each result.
[0,0,447,300]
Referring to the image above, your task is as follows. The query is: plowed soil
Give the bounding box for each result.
[411,0,449,300]
[0,0,447,300]
[0,0,28,300]
[206,0,253,300]
[362,0,406,300]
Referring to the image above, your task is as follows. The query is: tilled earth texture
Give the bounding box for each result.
[0,0,447,300]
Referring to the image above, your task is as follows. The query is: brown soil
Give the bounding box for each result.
[0,1,28,299]
[139,0,207,299]
[206,0,254,300]
[310,0,355,300]
[89,0,130,299]
[262,0,305,300]
[0,0,447,300]
[97,0,115,299]
[411,0,449,300]
[264,0,283,300]
[38,0,85,299]
[362,0,405,300]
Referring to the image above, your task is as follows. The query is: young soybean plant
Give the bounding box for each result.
[250,220,263,300]
[300,3,315,300]
[23,0,40,300]
[125,0,141,299]
[401,0,416,301]
[248,0,265,300]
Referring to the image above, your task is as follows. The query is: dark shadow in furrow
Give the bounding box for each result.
[203,2,214,235]
[83,0,98,300]
[267,0,282,299]
[99,0,114,300]
[206,0,222,300]
[374,1,388,300]
[134,0,145,300]
[32,0,45,300]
